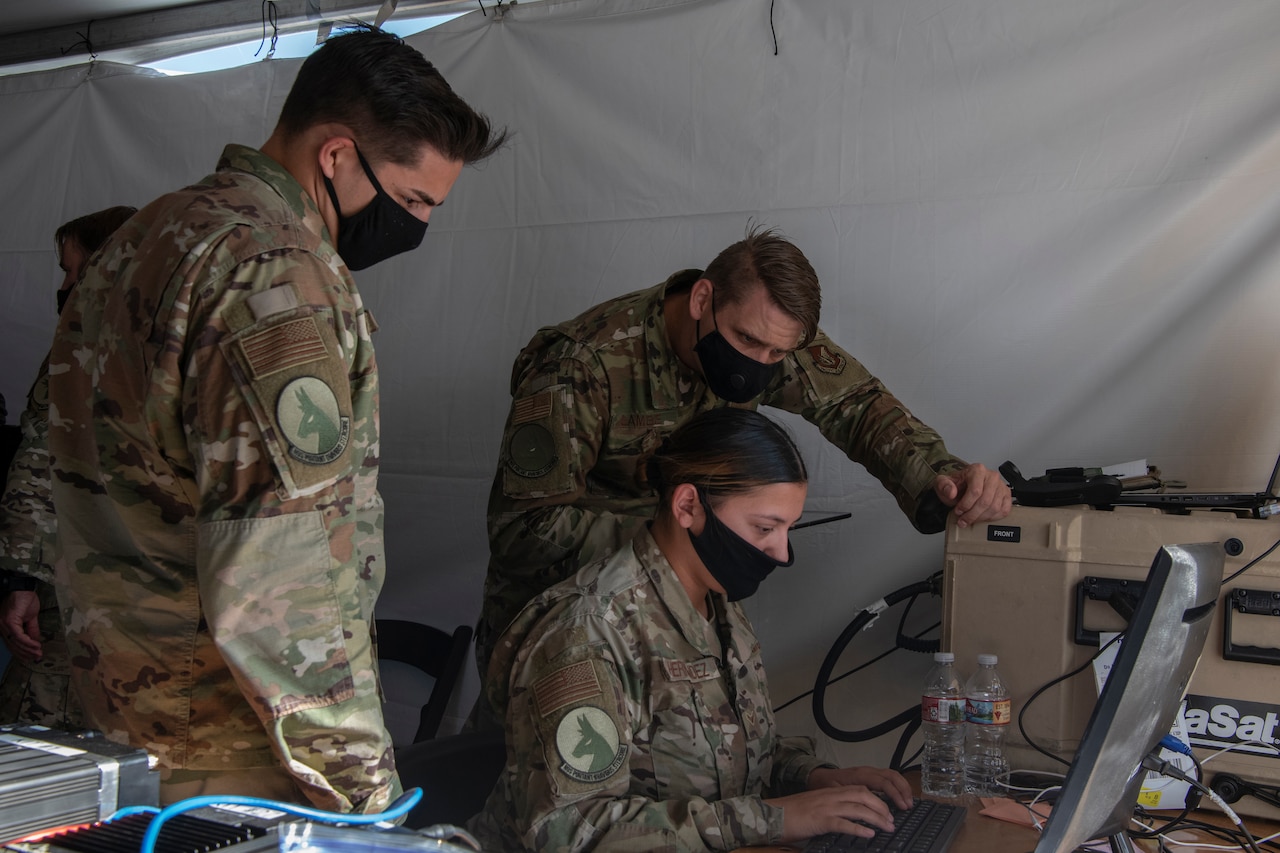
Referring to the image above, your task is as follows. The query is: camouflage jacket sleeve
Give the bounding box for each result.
[0,361,55,583]
[497,622,786,852]
[761,332,969,533]
[182,255,395,813]
[769,736,835,796]
[485,343,650,632]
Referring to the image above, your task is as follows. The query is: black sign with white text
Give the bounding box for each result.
[1183,694,1280,758]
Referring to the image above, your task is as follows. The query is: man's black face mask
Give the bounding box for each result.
[693,292,780,403]
[324,146,428,271]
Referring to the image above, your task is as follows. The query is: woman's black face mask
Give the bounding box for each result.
[688,489,794,601]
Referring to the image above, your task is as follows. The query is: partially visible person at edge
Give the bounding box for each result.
[475,225,1012,704]
[0,204,137,729]
[470,407,915,852]
[46,25,506,811]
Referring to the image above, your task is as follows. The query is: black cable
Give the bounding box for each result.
[61,19,96,59]
[811,579,936,742]
[1223,534,1280,585]
[769,0,778,55]
[255,1,279,58]
[772,615,939,714]
[1141,751,1264,853]
[891,723,923,773]
[1016,631,1124,767]
[1128,751,1201,840]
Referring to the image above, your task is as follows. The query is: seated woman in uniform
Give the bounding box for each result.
[470,407,913,852]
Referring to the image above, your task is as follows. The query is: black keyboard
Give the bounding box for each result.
[802,798,967,853]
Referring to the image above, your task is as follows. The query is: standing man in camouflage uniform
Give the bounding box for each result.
[477,226,1011,685]
[471,409,914,851]
[47,27,505,811]
[0,205,136,728]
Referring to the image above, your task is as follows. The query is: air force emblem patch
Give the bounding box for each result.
[276,376,351,464]
[807,344,846,375]
[554,706,628,784]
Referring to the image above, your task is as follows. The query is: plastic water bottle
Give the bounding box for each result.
[964,653,1011,797]
[920,652,967,799]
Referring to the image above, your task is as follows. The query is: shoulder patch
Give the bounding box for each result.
[501,385,574,499]
[554,706,628,783]
[507,423,557,478]
[534,659,601,717]
[276,376,351,464]
[241,316,330,379]
[221,309,356,498]
[807,344,846,375]
[512,391,553,425]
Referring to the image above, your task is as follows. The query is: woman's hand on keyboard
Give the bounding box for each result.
[764,784,897,843]
[807,766,913,811]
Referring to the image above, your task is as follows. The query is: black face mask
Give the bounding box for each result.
[688,490,794,602]
[693,295,781,403]
[323,147,428,271]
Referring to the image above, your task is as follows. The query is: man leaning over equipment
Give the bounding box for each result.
[477,225,1011,700]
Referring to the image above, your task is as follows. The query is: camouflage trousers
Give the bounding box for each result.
[0,583,82,729]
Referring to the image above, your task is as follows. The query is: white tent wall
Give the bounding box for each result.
[3,0,1280,769]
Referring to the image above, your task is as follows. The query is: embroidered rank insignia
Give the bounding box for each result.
[554,705,628,783]
[807,344,847,375]
[535,660,601,717]
[276,376,351,465]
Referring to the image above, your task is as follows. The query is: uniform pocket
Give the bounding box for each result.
[197,511,356,720]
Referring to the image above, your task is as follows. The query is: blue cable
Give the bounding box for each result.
[139,787,423,853]
[108,805,161,819]
[1159,734,1193,756]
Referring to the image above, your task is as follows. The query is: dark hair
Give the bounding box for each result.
[55,205,137,259]
[275,24,508,166]
[702,224,821,348]
[645,408,807,515]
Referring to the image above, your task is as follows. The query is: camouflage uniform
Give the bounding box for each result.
[46,145,398,812]
[0,361,81,728]
[470,526,833,852]
[479,270,968,675]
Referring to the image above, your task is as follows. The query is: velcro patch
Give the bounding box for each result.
[660,656,721,684]
[240,317,330,379]
[221,310,355,499]
[535,660,601,717]
[807,344,846,375]
[277,376,351,465]
[553,705,627,784]
[502,384,574,499]
[512,392,553,425]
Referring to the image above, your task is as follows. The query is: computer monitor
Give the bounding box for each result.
[1032,542,1223,853]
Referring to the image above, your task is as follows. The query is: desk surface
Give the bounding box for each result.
[735,779,1280,853]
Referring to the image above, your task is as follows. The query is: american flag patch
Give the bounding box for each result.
[513,392,553,425]
[241,317,329,379]
[534,660,601,717]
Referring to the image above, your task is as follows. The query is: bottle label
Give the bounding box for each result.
[922,696,967,724]
[966,698,1011,725]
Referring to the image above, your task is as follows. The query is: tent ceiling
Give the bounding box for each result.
[0,0,483,74]
[0,1,206,37]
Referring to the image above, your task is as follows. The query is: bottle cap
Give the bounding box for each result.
[934,652,955,663]
[978,653,998,666]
